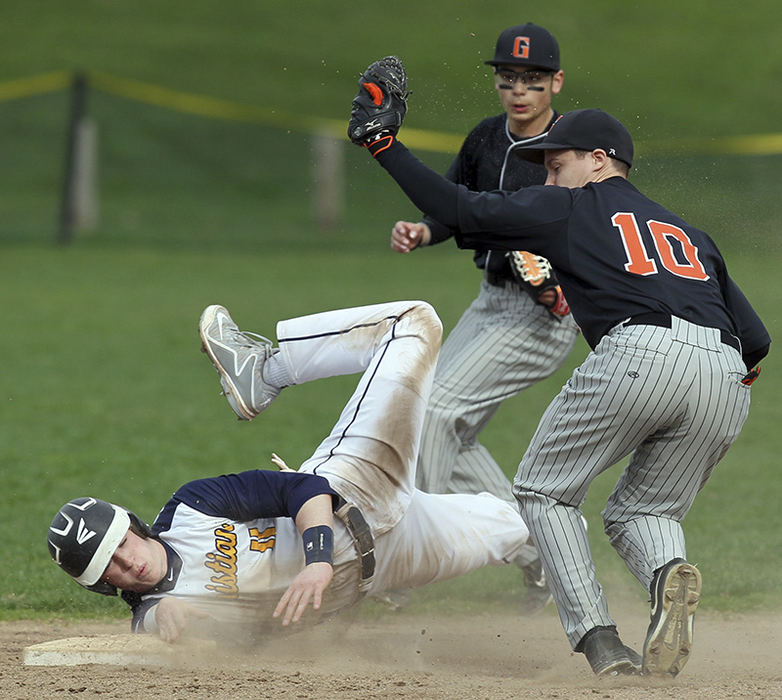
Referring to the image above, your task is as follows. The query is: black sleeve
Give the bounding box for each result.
[375,140,461,229]
[421,150,463,245]
[743,345,769,371]
[720,271,771,368]
[422,216,456,245]
[374,139,572,258]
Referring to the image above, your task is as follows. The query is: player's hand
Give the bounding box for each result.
[154,597,209,643]
[273,562,334,626]
[391,221,431,253]
[506,251,571,319]
[271,453,295,471]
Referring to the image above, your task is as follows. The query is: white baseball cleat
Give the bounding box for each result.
[642,559,701,677]
[199,305,280,420]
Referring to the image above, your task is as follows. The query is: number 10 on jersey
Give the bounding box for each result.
[612,212,710,281]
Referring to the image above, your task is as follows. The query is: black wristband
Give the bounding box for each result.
[365,134,394,158]
[302,525,334,566]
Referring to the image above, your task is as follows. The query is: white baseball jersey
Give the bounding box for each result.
[130,301,529,634]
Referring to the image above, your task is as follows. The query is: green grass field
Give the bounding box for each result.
[3,245,779,621]
[1,0,779,622]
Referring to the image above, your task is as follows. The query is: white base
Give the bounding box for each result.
[23,634,212,667]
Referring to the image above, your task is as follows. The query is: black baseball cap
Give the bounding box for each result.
[485,23,560,71]
[516,109,634,167]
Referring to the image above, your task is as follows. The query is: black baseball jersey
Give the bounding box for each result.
[423,113,558,275]
[375,140,770,363]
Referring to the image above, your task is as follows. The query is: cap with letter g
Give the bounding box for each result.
[485,23,560,70]
[516,108,634,168]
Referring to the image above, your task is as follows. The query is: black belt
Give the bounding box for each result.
[483,250,517,287]
[484,269,515,287]
[334,495,375,591]
[623,312,740,353]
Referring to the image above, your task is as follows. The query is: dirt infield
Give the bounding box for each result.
[5,607,782,699]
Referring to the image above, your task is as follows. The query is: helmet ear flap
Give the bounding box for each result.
[84,580,118,596]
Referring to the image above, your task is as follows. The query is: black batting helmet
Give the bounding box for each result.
[48,497,151,596]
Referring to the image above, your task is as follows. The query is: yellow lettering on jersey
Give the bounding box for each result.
[204,523,239,598]
[248,526,276,553]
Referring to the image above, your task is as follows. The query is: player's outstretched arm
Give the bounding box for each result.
[391,221,431,253]
[273,493,335,626]
[154,597,209,643]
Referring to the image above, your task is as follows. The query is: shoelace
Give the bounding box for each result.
[243,330,273,347]
[224,328,274,353]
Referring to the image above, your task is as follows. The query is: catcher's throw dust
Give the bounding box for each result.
[350,54,770,678]
[372,26,582,613]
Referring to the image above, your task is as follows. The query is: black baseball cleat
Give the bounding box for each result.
[643,558,701,677]
[580,626,642,677]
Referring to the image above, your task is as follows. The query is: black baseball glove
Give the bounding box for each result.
[348,56,409,154]
[506,251,571,320]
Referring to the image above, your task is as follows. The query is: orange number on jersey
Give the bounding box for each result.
[612,212,657,275]
[647,220,709,280]
[612,212,710,281]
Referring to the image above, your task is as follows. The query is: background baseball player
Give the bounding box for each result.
[348,59,770,677]
[388,23,579,611]
[48,300,531,642]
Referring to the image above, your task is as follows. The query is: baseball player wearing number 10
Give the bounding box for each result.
[350,70,770,677]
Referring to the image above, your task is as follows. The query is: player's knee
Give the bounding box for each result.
[603,516,626,544]
[408,301,443,346]
[604,517,618,538]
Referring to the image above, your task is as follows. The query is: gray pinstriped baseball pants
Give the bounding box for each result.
[415,278,579,510]
[513,317,752,648]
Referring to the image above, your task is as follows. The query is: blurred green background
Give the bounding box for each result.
[1,1,779,622]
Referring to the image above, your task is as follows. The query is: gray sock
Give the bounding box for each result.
[263,349,294,388]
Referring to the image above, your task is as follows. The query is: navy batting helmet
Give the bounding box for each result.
[48,497,151,596]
